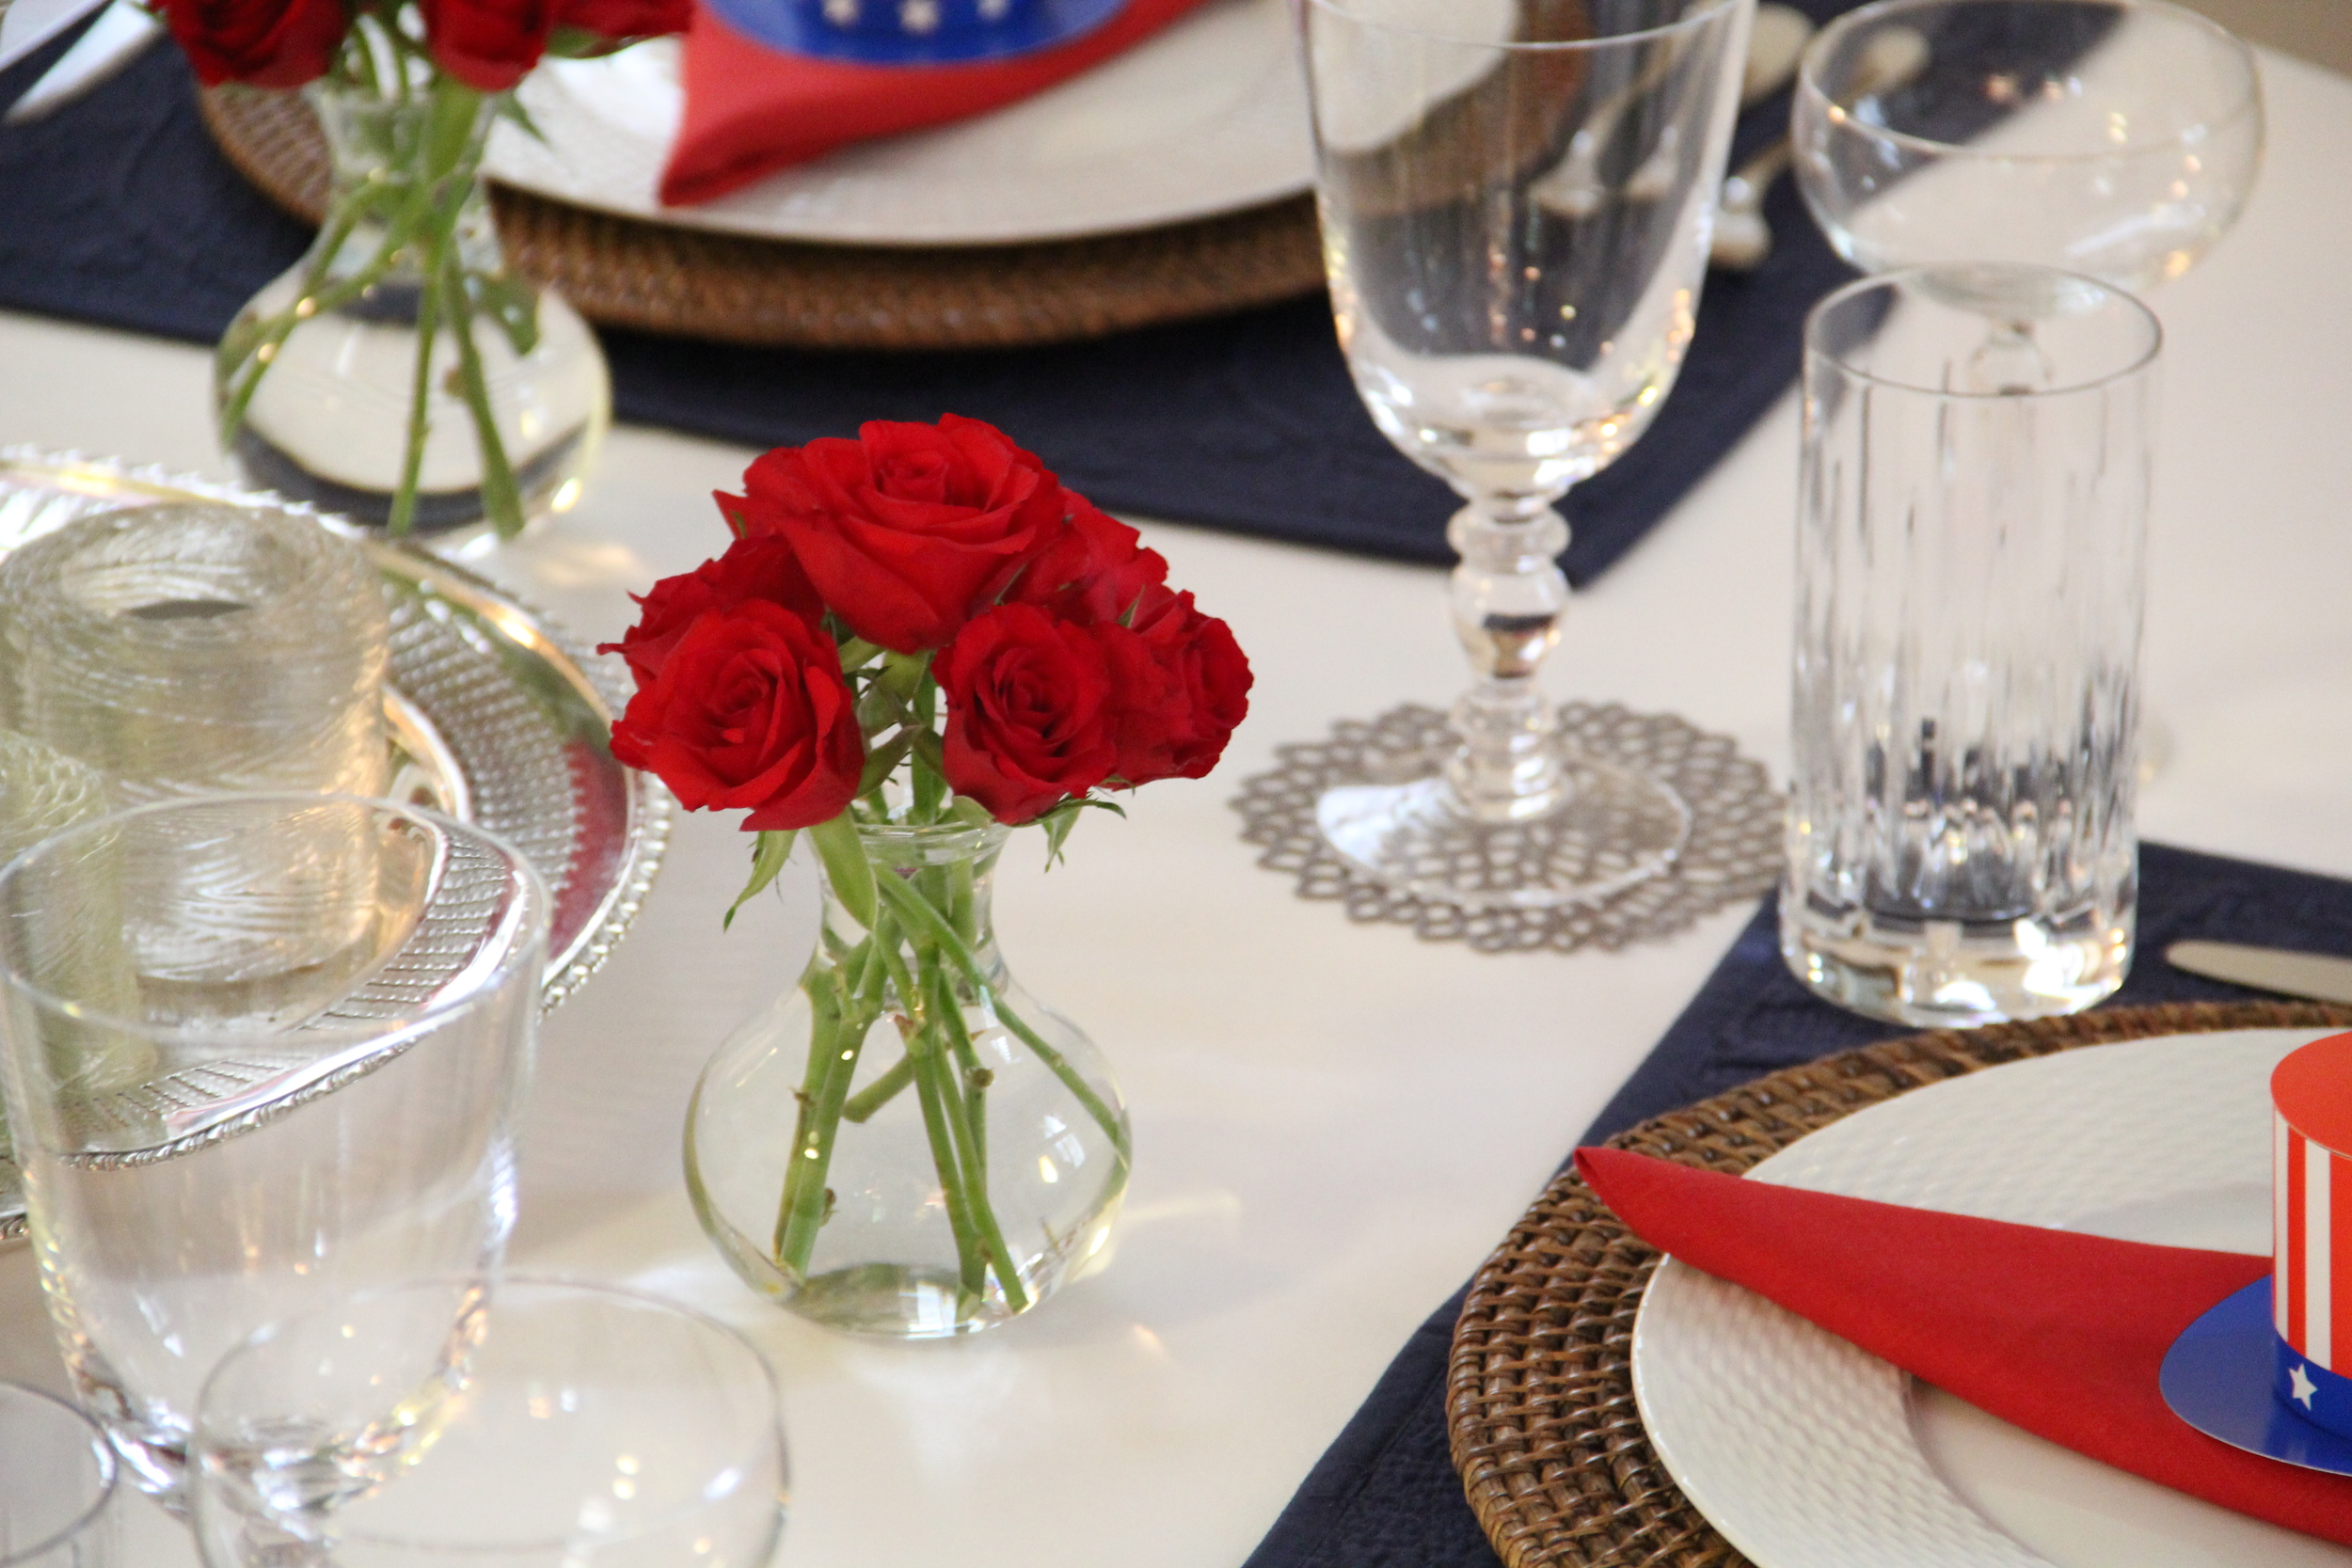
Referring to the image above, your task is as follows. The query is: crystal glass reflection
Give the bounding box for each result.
[0,1381,118,1568]
[192,1280,787,1568]
[0,796,548,1507]
[1299,0,1754,909]
[1793,0,2263,291]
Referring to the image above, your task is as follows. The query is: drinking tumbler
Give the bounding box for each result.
[1783,262,2159,1025]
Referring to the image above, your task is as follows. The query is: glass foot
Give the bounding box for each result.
[1315,752,1692,911]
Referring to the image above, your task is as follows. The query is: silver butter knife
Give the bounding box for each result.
[5,0,162,124]
[2166,941,2352,1005]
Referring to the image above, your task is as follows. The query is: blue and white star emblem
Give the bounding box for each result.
[2292,1364,2320,1409]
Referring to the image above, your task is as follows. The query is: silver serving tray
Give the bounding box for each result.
[0,449,672,1241]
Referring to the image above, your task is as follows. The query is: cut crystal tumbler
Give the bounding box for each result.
[1783,264,2159,1025]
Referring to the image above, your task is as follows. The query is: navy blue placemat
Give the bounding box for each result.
[1244,841,2352,1568]
[0,17,1854,585]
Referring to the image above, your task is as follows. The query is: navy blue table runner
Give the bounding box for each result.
[1243,841,2352,1568]
[0,9,1857,583]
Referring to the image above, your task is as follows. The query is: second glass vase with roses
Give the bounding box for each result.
[605,416,1252,1338]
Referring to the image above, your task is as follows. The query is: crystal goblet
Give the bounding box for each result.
[0,795,548,1507]
[190,1279,787,1568]
[0,1381,119,1568]
[1793,0,2263,291]
[1298,0,1755,910]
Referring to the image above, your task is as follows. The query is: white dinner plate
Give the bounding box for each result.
[481,0,1313,246]
[1631,1028,2352,1568]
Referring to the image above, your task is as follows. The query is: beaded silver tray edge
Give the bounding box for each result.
[0,449,674,1242]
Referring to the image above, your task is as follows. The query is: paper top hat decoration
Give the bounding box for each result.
[705,0,1129,64]
[2161,1030,2352,1472]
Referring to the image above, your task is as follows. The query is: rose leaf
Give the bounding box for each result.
[724,829,798,929]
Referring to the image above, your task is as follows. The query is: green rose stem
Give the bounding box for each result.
[773,934,882,1271]
[867,916,996,1302]
[215,56,532,539]
[871,866,1132,1163]
[771,864,1041,1314]
[841,1054,912,1123]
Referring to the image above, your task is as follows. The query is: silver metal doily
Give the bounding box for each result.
[1232,702,1783,953]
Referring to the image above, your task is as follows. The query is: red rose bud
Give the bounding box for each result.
[1004,494,1172,627]
[609,599,864,832]
[421,0,556,91]
[598,534,821,689]
[551,0,689,40]
[934,606,1120,824]
[1096,594,1251,785]
[732,414,1065,655]
[160,0,349,87]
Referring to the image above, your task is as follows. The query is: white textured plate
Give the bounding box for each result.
[1631,1028,2352,1568]
[482,0,1313,245]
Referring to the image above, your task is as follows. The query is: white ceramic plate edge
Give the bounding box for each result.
[1629,1028,2344,1568]
[481,0,1314,246]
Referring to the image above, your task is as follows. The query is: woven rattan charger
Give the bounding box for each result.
[199,87,1324,351]
[1448,998,2352,1568]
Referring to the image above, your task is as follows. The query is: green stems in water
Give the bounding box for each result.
[872,869,1132,1163]
[215,72,534,538]
[769,863,1091,1317]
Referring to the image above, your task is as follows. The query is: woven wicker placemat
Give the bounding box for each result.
[198,87,1326,351]
[1447,998,2352,1568]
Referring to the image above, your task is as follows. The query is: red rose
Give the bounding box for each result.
[550,0,688,42]
[160,0,348,87]
[421,0,554,91]
[598,534,819,689]
[1097,594,1252,785]
[1004,495,1171,627]
[730,415,1066,655]
[610,600,863,832]
[933,606,1120,824]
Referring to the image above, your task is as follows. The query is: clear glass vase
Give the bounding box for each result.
[215,79,610,543]
[686,822,1130,1338]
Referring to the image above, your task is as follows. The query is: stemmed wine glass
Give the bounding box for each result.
[1297,0,1756,911]
[1794,0,2263,293]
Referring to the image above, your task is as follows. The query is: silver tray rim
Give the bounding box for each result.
[0,447,675,1242]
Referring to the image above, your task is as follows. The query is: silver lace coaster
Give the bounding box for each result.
[1232,702,1784,953]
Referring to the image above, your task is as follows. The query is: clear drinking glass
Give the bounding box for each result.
[1299,0,1755,909]
[1792,0,2263,291]
[191,1279,787,1568]
[0,796,548,1506]
[1783,263,2159,1025]
[0,1381,119,1568]
[0,503,390,800]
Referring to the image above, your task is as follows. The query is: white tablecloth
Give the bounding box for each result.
[3,45,2350,1568]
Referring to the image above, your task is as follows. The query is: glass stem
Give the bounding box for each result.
[1443,497,1572,823]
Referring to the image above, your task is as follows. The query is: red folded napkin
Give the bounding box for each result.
[1576,1146,2352,1544]
[661,0,1213,205]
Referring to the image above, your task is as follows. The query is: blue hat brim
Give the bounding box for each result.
[2162,1278,2352,1473]
[707,0,1130,65]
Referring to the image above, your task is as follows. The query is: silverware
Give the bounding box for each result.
[2166,941,2352,1005]
[1704,5,1813,270]
[1710,137,1794,271]
[5,0,161,125]
[1709,19,1928,272]
[1538,4,1813,222]
[0,0,105,75]
[1741,3,1817,105]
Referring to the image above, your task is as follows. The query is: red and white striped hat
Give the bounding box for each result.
[2273,1035,2352,1374]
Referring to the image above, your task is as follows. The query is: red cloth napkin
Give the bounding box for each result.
[661,0,1214,205]
[1576,1146,2352,1544]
